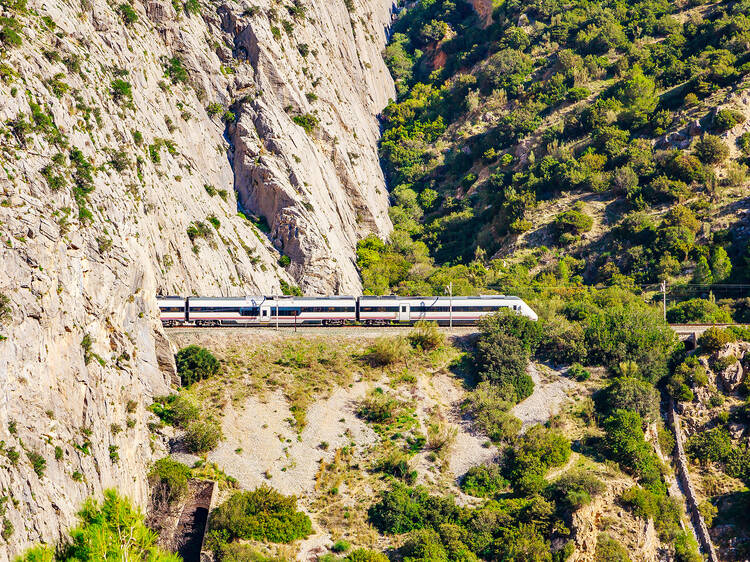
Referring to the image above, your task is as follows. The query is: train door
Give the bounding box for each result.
[399,303,410,323]
[260,305,271,322]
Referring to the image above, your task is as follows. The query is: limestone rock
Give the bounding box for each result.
[0,0,394,557]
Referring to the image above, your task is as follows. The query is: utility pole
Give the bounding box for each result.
[275,296,279,331]
[446,282,453,330]
[661,280,667,322]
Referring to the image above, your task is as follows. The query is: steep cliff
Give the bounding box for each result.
[0,0,394,557]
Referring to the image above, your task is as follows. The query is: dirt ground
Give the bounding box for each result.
[166,329,496,560]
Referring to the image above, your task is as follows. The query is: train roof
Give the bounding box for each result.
[187,295,357,303]
[358,295,522,300]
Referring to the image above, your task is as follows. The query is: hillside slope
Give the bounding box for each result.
[360,0,750,301]
[0,0,394,557]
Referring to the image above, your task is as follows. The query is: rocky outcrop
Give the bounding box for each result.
[0,0,394,558]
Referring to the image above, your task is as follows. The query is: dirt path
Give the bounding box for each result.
[512,364,577,429]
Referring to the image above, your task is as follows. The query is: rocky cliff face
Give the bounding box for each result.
[0,0,394,557]
[223,0,395,293]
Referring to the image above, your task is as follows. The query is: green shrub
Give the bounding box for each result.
[694,135,729,165]
[504,425,571,494]
[209,485,312,543]
[27,451,46,478]
[698,327,735,353]
[602,410,663,493]
[148,457,191,506]
[402,528,448,560]
[555,469,605,510]
[462,382,521,442]
[594,533,630,562]
[111,79,132,103]
[164,56,188,84]
[475,330,532,403]
[149,394,199,427]
[408,321,444,350]
[596,377,659,422]
[667,299,732,324]
[184,420,222,453]
[686,427,733,464]
[714,108,746,132]
[363,337,409,367]
[569,363,590,381]
[374,450,415,482]
[367,482,459,534]
[554,209,593,235]
[175,345,220,386]
[15,490,178,561]
[332,540,350,553]
[0,17,22,48]
[460,464,507,497]
[277,255,291,267]
[357,388,400,423]
[118,3,138,24]
[478,309,543,353]
[292,113,319,134]
[184,0,200,14]
[346,549,388,562]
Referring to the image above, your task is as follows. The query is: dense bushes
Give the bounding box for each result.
[474,313,537,403]
[667,299,732,324]
[685,426,750,485]
[554,469,605,510]
[602,410,664,494]
[16,490,179,561]
[597,377,659,422]
[503,425,571,495]
[460,464,507,498]
[698,327,735,353]
[368,482,459,535]
[208,485,312,544]
[175,345,220,386]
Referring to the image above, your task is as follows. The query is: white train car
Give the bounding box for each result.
[187,296,264,327]
[157,296,187,326]
[257,296,357,326]
[186,296,357,326]
[358,295,537,325]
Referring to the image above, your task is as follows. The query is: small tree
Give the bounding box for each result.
[184,420,222,453]
[694,135,729,165]
[698,327,735,353]
[475,331,532,403]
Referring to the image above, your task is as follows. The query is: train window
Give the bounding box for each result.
[240,307,260,316]
[191,306,242,313]
[159,306,184,312]
[360,306,399,312]
[302,306,356,313]
[277,308,301,316]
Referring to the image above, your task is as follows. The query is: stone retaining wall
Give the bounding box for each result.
[669,400,719,562]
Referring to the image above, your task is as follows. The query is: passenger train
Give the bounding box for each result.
[157,295,538,327]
